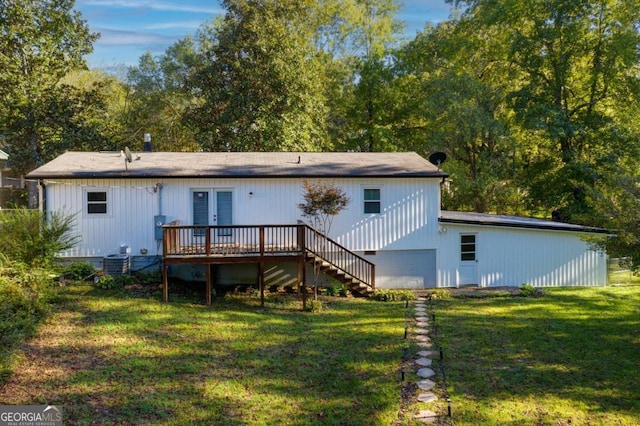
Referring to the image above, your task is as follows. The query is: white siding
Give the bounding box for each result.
[437,223,607,288]
[43,177,441,258]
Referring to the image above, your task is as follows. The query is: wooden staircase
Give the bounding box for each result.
[301,225,375,296]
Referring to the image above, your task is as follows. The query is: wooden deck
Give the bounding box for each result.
[161,224,375,305]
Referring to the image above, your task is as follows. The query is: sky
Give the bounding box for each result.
[75,0,454,70]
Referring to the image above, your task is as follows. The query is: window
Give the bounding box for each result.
[460,234,476,261]
[364,188,381,214]
[87,191,107,214]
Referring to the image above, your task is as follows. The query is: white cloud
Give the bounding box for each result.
[94,27,176,46]
[79,0,223,14]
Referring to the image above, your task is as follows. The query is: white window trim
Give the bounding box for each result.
[362,185,382,215]
[84,188,110,217]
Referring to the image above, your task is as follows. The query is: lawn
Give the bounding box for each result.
[0,283,411,425]
[432,286,640,425]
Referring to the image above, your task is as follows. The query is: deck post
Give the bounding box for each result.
[259,261,265,307]
[206,264,212,306]
[163,261,169,302]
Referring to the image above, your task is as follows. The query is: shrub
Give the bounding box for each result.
[305,299,323,313]
[94,274,135,290]
[62,262,96,281]
[0,259,58,379]
[519,283,540,297]
[0,207,80,267]
[371,289,416,302]
[425,288,451,300]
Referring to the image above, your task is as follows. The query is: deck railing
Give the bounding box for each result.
[163,224,301,257]
[162,223,375,289]
[302,225,375,289]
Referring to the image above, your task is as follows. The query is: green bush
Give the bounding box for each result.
[425,288,451,300]
[62,262,96,281]
[371,289,416,302]
[305,299,323,313]
[0,260,58,379]
[94,274,135,290]
[519,283,540,297]
[0,207,80,267]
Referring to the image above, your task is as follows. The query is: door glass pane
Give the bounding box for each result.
[193,191,209,236]
[216,191,233,236]
[460,234,476,261]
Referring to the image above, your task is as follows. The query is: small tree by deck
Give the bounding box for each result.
[298,180,350,300]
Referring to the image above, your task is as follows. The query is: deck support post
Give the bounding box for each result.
[206,264,212,306]
[163,261,169,303]
[259,261,265,307]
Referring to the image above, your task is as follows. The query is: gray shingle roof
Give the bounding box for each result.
[27,151,448,179]
[440,210,609,234]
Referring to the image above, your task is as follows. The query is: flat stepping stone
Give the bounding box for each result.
[417,350,434,357]
[416,357,432,367]
[415,334,431,342]
[416,321,429,327]
[415,307,426,312]
[417,342,433,348]
[417,392,438,403]
[415,316,429,322]
[416,379,436,390]
[414,410,437,423]
[415,328,429,335]
[416,367,435,378]
[415,302,426,307]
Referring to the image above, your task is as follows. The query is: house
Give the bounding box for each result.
[26,151,608,299]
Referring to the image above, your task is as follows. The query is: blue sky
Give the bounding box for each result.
[76,0,453,69]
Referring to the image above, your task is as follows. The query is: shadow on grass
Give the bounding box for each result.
[435,287,640,424]
[0,282,407,425]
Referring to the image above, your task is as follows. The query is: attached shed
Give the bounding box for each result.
[437,211,609,288]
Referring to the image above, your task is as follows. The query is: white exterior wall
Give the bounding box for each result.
[43,177,441,259]
[437,223,607,288]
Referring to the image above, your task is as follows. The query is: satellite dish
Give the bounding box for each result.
[124,147,133,163]
[429,152,447,168]
[123,147,133,171]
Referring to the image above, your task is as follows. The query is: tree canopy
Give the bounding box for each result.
[3,0,640,265]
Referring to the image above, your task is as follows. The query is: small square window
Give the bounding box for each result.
[87,191,107,214]
[364,188,380,214]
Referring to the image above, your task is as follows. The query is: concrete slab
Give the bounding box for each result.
[415,328,429,335]
[417,350,434,357]
[416,379,436,390]
[417,342,433,348]
[417,367,435,378]
[414,410,438,423]
[415,335,431,342]
[417,392,438,403]
[416,357,432,367]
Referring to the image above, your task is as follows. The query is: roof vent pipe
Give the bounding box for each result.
[143,133,152,152]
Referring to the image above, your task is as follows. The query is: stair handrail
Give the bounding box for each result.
[300,223,375,291]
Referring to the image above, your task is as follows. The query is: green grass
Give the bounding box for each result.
[0,283,408,425]
[433,286,640,425]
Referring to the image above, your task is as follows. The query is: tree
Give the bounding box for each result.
[124,39,199,152]
[324,0,404,152]
[0,0,100,174]
[455,0,640,222]
[298,180,350,300]
[184,0,329,152]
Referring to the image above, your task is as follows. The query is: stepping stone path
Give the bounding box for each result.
[412,298,439,423]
